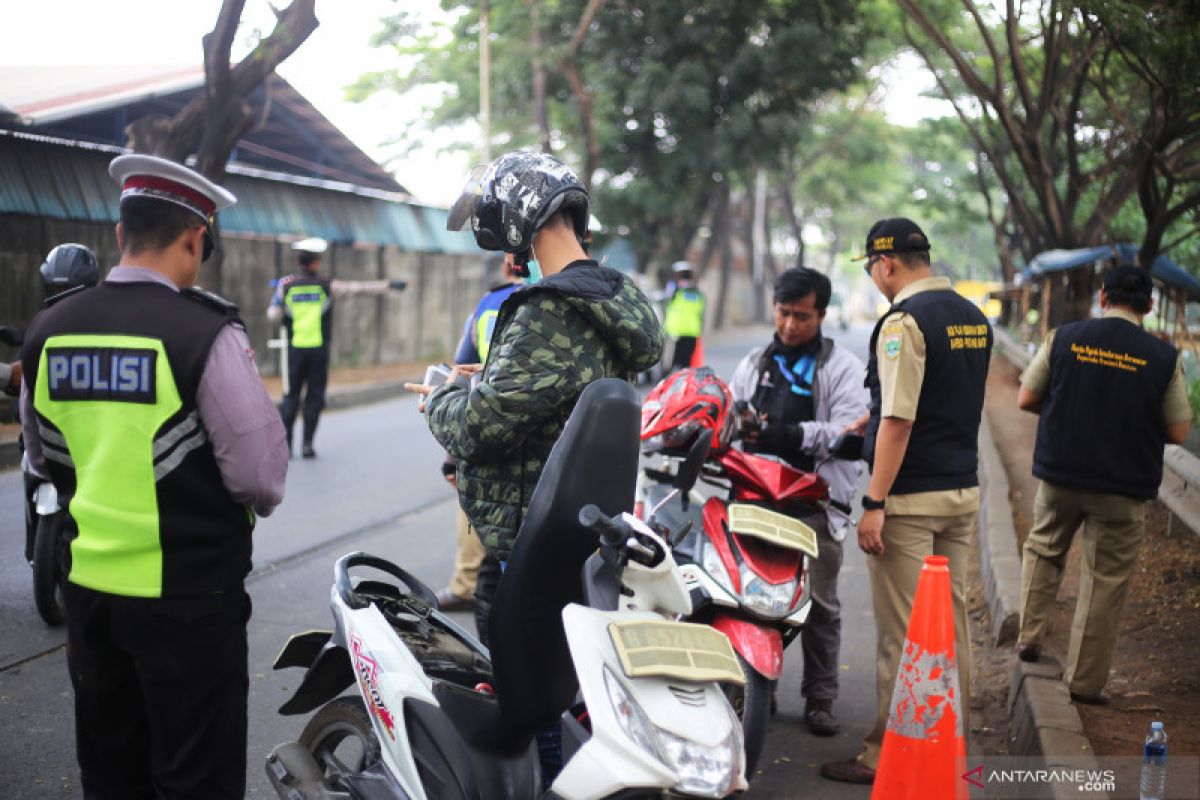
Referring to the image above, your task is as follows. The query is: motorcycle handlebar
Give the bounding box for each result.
[578,504,629,547]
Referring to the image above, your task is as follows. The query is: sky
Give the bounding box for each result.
[0,0,948,206]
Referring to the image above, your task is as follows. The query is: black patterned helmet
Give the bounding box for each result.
[446,151,589,254]
[40,244,100,295]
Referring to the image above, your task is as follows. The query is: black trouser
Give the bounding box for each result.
[64,583,251,800]
[670,336,698,370]
[280,346,329,447]
[473,553,503,648]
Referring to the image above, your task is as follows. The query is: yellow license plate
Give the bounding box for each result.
[609,620,745,685]
[727,503,819,558]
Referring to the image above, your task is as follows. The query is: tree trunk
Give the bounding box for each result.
[530,0,551,153]
[123,0,318,291]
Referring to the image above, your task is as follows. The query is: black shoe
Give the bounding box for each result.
[1069,691,1111,705]
[804,698,839,737]
[1016,642,1041,662]
[820,757,875,784]
[435,588,473,612]
[302,443,316,459]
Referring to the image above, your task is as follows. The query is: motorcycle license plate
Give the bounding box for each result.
[608,620,745,685]
[727,503,819,558]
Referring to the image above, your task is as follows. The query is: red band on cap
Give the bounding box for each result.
[123,175,216,216]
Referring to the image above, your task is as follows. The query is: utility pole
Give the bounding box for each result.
[530,0,551,152]
[480,0,491,161]
[752,167,768,322]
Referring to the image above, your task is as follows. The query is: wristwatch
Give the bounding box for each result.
[861,494,886,511]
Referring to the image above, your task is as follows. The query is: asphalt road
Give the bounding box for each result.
[0,322,877,799]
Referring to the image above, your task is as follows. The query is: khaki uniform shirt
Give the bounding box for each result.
[1021,308,1191,426]
[876,275,980,516]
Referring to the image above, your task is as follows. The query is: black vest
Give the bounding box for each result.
[1033,316,1176,500]
[745,336,822,471]
[864,288,992,494]
[22,281,254,596]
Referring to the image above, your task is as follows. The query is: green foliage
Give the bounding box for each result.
[354,0,868,265]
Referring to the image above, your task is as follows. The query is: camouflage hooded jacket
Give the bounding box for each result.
[425,260,663,558]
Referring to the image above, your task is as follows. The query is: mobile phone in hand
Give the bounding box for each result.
[424,364,453,388]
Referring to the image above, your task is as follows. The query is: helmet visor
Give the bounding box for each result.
[446,164,490,232]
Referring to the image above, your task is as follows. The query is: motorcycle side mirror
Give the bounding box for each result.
[829,432,864,461]
[674,434,712,495]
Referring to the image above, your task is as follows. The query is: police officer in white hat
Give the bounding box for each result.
[20,153,288,799]
[267,236,407,457]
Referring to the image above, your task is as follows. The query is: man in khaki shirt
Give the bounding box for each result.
[823,218,991,785]
[1015,265,1189,703]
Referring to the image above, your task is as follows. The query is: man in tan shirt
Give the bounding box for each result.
[822,217,991,785]
[1016,265,1189,703]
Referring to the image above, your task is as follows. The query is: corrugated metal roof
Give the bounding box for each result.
[410,205,480,255]
[0,130,467,253]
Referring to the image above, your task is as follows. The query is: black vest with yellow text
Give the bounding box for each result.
[21,281,253,597]
[864,289,992,494]
[1034,317,1175,500]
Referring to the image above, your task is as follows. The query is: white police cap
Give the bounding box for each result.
[109,154,237,224]
[291,237,328,254]
[671,260,693,273]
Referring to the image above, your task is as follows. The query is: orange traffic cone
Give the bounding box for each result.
[871,555,967,800]
[689,337,705,368]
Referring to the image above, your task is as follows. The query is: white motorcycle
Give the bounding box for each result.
[266,379,749,800]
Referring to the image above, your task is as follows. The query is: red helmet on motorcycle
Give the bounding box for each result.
[641,367,736,453]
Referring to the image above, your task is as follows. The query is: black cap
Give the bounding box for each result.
[1102,265,1153,294]
[856,217,931,260]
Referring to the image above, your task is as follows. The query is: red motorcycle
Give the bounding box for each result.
[636,367,858,775]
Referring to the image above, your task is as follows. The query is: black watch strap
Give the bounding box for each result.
[862,494,886,511]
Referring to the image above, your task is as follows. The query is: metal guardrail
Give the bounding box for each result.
[992,325,1200,536]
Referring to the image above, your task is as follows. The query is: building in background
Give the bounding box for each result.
[0,65,485,377]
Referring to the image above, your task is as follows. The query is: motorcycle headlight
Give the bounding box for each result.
[604,667,666,763]
[739,568,797,618]
[605,667,743,797]
[658,722,740,798]
[700,541,737,596]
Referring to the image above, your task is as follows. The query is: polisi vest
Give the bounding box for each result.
[474,283,521,363]
[284,274,332,349]
[663,286,705,338]
[1034,317,1176,500]
[22,281,253,598]
[864,289,991,494]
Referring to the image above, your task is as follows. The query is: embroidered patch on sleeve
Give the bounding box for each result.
[884,332,902,360]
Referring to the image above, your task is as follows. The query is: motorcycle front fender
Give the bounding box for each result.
[274,631,355,716]
[711,614,784,681]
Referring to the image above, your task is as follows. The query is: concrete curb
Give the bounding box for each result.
[0,378,415,473]
[271,378,412,412]
[977,418,1023,647]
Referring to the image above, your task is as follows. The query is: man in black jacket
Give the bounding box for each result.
[1015,265,1189,704]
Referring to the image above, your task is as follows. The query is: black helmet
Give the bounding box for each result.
[40,244,100,292]
[447,151,589,254]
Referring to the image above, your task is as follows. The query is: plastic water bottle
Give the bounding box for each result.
[1140,721,1168,800]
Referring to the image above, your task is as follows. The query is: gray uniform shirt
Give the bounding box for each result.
[21,267,288,516]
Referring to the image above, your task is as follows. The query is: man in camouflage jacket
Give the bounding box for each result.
[425,259,662,559]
